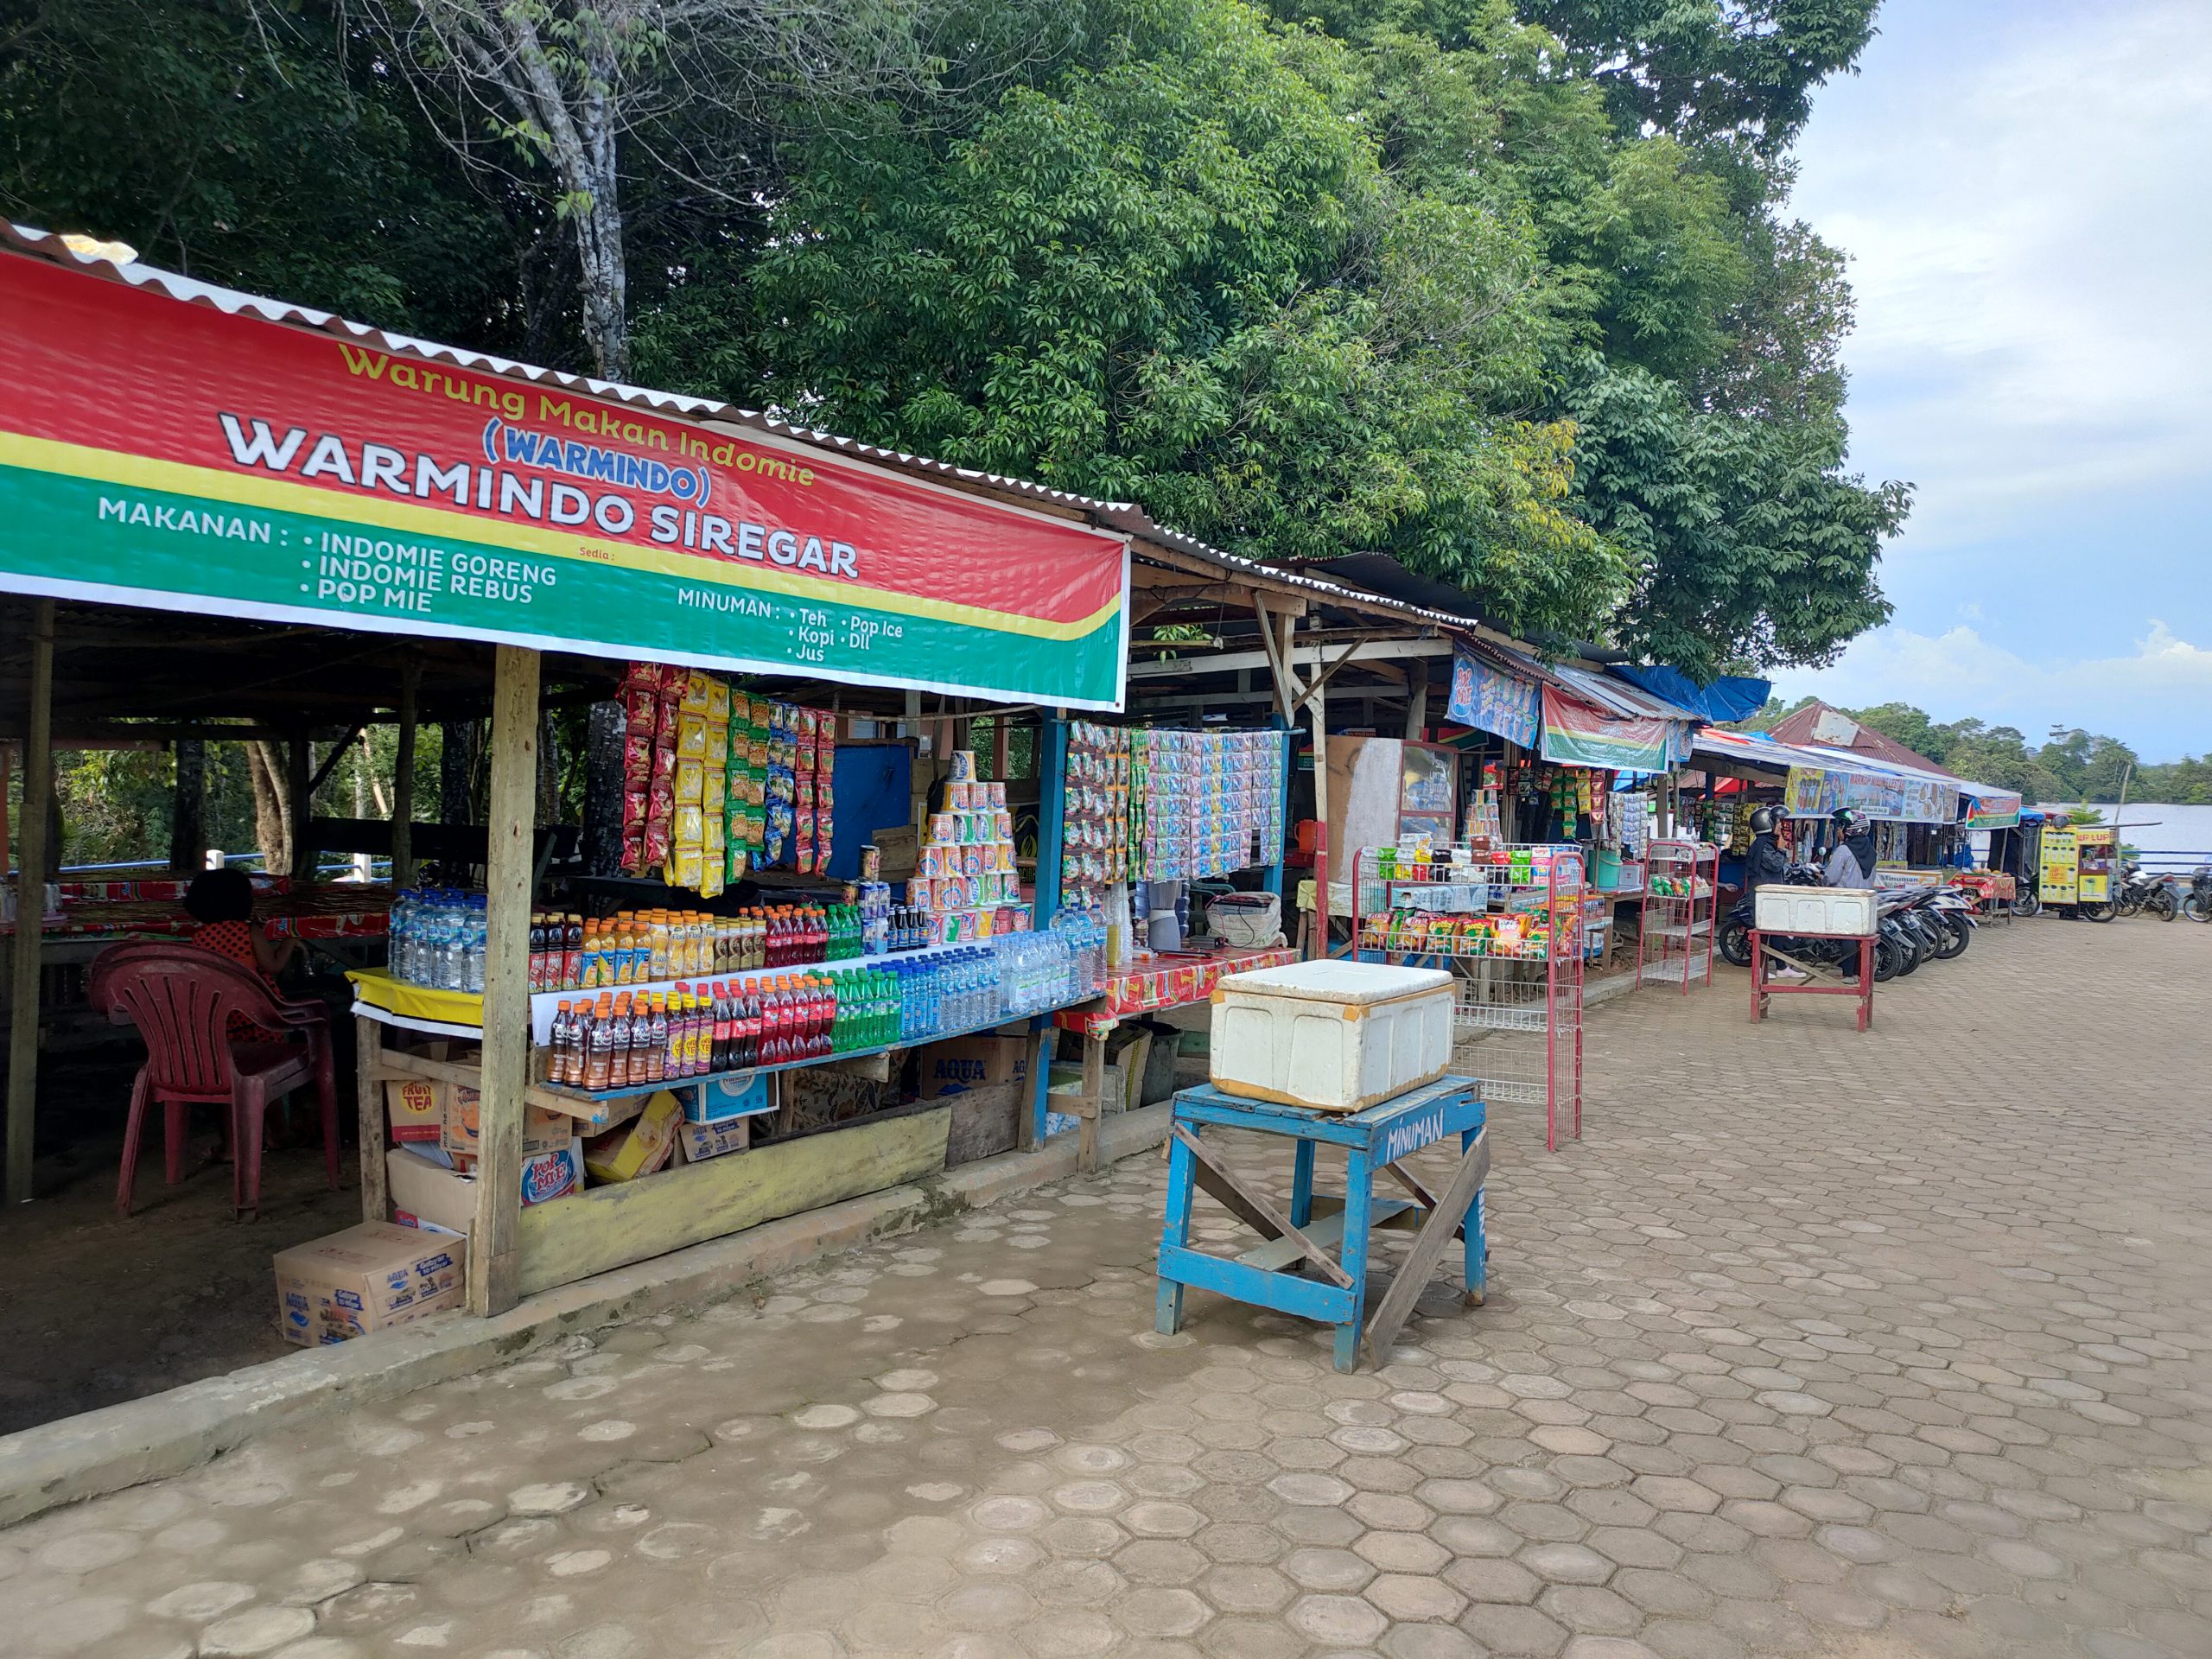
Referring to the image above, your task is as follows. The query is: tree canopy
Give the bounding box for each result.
[3,0,1907,669]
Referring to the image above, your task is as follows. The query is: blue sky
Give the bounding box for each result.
[1767,0,2212,761]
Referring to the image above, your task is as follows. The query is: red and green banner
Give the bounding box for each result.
[1538,688,1677,773]
[0,251,1129,707]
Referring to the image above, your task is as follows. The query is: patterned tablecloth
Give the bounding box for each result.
[1053,945,1299,1039]
[2,876,391,940]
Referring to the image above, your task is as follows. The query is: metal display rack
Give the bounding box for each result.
[1351,842,1585,1152]
[1636,839,1718,993]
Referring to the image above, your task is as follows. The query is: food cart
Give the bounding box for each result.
[2037,823,2116,921]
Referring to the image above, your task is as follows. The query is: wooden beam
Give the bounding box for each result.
[1296,633,1380,713]
[1404,656,1429,741]
[5,600,53,1205]
[1173,1126,1353,1289]
[1363,1133,1490,1362]
[1127,634,1455,681]
[391,659,418,888]
[306,725,363,798]
[468,645,540,1318]
[356,1015,389,1224]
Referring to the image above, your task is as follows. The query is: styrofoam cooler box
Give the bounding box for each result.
[1753,886,1876,936]
[1210,962,1454,1114]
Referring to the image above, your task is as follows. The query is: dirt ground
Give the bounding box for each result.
[0,1048,357,1435]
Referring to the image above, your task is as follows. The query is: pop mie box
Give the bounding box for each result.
[274,1221,466,1346]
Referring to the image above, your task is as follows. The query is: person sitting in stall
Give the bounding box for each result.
[184,867,301,1041]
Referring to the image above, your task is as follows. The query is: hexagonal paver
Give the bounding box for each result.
[1367,1572,1468,1622]
[16,921,2211,1659]
[1288,1592,1390,1646]
[1111,1585,1211,1638]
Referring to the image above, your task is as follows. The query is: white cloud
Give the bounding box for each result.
[1792,1,2212,547]
[1772,620,2212,760]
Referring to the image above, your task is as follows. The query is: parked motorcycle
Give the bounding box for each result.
[2011,870,2040,919]
[2184,866,2212,924]
[2115,864,2178,921]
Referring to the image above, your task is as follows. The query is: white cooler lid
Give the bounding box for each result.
[1217,960,1452,1007]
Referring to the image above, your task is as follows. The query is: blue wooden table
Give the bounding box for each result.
[1154,1076,1489,1371]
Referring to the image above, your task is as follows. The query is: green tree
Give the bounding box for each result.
[1516,0,1883,153]
[705,0,1631,641]
[0,0,530,348]
[1561,359,1904,676]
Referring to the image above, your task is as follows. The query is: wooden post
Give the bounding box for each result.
[169,737,206,873]
[469,645,540,1317]
[1403,658,1428,741]
[1078,1027,1103,1174]
[7,600,54,1205]
[1307,628,1330,952]
[356,1014,388,1224]
[286,728,313,881]
[391,659,418,888]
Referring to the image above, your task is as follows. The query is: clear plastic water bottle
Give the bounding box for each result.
[464,894,488,994]
[437,895,463,992]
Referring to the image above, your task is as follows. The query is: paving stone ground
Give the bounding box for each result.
[3,914,2209,1659]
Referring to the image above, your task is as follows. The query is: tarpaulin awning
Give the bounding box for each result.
[1452,642,1698,771]
[1791,745,1961,824]
[1606,664,1771,723]
[1689,730,1960,823]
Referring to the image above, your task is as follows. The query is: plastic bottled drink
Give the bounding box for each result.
[464,895,489,995]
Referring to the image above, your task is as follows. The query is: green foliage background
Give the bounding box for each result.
[2,0,1948,859]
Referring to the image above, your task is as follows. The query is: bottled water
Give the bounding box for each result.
[390,888,416,982]
[464,894,488,995]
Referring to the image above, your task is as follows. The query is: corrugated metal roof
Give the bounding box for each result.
[1767,700,1966,779]
[2,220,1482,640]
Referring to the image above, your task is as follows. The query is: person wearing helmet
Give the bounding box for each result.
[1744,804,1808,981]
[1824,808,1874,887]
[1745,805,1790,893]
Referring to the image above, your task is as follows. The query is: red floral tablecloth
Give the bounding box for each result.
[1054,945,1299,1038]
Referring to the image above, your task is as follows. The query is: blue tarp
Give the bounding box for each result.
[1607,664,1770,723]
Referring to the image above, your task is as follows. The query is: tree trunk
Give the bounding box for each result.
[442,719,481,827]
[245,739,291,874]
[581,699,626,879]
[169,737,205,873]
[573,179,629,382]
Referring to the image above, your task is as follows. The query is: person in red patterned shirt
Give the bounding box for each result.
[184,867,300,1042]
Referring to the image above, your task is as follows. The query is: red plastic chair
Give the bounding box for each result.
[88,944,340,1220]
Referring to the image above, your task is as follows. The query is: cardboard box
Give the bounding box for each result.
[384,1077,443,1143]
[274,1222,466,1347]
[687,1071,776,1124]
[874,823,919,880]
[520,1140,585,1204]
[441,1086,573,1160]
[918,1034,1031,1099]
[677,1115,751,1163]
[584,1090,682,1184]
[386,1139,583,1234]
